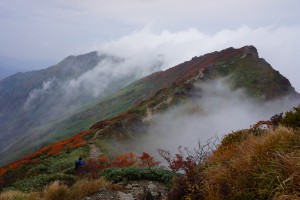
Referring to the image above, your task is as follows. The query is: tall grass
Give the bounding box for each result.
[0,178,111,200]
[202,126,300,199]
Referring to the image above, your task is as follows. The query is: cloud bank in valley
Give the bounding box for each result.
[120,79,299,160]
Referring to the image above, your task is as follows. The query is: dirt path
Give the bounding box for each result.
[89,144,102,159]
[88,130,104,159]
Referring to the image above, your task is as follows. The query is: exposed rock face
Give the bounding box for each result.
[81,180,167,200]
[241,45,259,58]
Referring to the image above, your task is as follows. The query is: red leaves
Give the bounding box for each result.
[138,152,159,167]
[110,152,137,167]
[169,154,196,173]
[0,130,92,178]
[158,148,198,173]
[98,156,109,163]
[79,152,159,179]
[96,152,159,168]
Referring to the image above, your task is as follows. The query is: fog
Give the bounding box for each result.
[23,54,163,122]
[95,26,300,92]
[19,25,300,118]
[3,25,299,165]
[119,79,299,161]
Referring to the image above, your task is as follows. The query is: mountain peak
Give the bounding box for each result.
[240,45,259,58]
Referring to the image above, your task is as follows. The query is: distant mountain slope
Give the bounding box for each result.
[0,45,298,167]
[0,52,108,159]
[0,51,163,166]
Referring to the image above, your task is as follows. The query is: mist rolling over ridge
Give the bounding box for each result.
[128,78,299,160]
[1,1,300,198]
[0,45,298,167]
[0,51,164,164]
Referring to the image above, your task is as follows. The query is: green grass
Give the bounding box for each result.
[1,146,89,192]
[206,57,294,99]
[100,166,175,187]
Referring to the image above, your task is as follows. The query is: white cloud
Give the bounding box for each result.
[23,79,55,110]
[126,79,298,160]
[94,25,300,92]
[1,0,299,63]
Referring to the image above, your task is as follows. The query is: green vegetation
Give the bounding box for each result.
[1,47,299,199]
[1,146,89,192]
[205,57,295,99]
[12,174,76,192]
[100,166,175,187]
[281,105,300,128]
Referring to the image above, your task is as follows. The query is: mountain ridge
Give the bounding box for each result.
[0,45,298,168]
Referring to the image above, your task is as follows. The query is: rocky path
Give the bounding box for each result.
[88,130,104,159]
[89,143,102,159]
[81,180,168,200]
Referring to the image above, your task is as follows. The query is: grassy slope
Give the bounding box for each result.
[0,46,299,197]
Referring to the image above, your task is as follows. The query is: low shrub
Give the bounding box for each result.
[12,174,76,192]
[65,178,110,200]
[281,105,300,128]
[99,166,175,187]
[77,152,159,179]
[43,181,68,200]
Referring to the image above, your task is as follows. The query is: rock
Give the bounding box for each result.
[125,184,133,190]
[147,183,157,192]
[117,191,135,200]
[131,183,139,188]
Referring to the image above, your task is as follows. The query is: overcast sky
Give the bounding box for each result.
[0,0,300,90]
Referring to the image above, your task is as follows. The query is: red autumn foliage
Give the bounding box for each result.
[158,149,196,173]
[78,152,159,179]
[158,138,218,173]
[0,129,92,178]
[98,156,109,163]
[110,152,137,167]
[170,154,197,173]
[138,152,160,167]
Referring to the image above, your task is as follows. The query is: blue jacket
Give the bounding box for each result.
[75,160,86,170]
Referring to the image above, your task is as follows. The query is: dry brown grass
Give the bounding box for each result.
[201,126,300,200]
[0,190,28,200]
[0,177,111,200]
[65,177,110,200]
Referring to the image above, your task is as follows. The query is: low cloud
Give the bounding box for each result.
[22,25,300,116]
[20,26,300,157]
[94,25,300,92]
[23,52,163,124]
[24,79,55,110]
[125,79,298,161]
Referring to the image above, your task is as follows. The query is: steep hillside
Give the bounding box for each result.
[1,45,298,167]
[0,51,101,150]
[0,45,298,167]
[0,52,136,166]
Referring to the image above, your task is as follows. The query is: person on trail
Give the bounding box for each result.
[75,157,86,171]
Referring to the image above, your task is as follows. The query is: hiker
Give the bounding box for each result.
[75,157,86,171]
